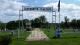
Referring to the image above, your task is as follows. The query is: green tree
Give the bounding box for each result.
[6,21,18,30]
[39,15,47,28]
[64,16,69,28]
[39,15,47,23]
[0,21,5,30]
[71,19,77,32]
[31,15,48,28]
[76,20,80,30]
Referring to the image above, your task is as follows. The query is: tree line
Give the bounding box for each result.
[0,15,48,30]
[0,16,80,30]
[61,16,80,30]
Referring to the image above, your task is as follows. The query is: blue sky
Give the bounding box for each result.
[0,0,80,23]
[23,0,80,6]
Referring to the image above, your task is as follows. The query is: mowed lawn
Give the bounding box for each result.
[0,28,80,45]
[27,38,80,45]
[10,30,30,45]
[0,32,11,36]
[0,30,30,45]
[26,28,80,45]
[42,28,80,38]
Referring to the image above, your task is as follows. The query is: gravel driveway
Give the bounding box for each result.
[26,28,49,41]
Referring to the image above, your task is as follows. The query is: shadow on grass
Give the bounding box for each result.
[0,35,12,45]
[50,36,80,39]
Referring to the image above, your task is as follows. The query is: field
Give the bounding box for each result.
[26,27,80,45]
[0,30,30,45]
[26,38,80,45]
[10,30,30,45]
[0,28,80,45]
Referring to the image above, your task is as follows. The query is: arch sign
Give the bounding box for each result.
[22,6,54,12]
[19,6,56,27]
[18,6,56,38]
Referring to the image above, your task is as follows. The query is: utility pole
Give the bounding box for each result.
[18,6,24,39]
[18,10,21,39]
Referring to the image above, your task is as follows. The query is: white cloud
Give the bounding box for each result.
[43,2,80,10]
[43,2,80,22]
[0,0,53,23]
[0,0,80,23]
[22,11,52,22]
[0,0,28,23]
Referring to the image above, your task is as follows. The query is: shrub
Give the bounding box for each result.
[0,35,12,45]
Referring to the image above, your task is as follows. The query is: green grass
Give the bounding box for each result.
[10,30,30,45]
[10,39,27,45]
[1,28,80,45]
[26,38,80,45]
[36,28,80,45]
[0,30,30,45]
[42,28,80,38]
[12,30,30,40]
[0,31,11,41]
[0,32,11,36]
[42,28,54,39]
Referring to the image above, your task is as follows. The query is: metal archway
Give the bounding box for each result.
[18,6,56,38]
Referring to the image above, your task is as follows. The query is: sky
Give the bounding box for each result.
[0,0,80,23]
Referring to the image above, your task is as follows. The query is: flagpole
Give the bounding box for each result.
[58,0,60,27]
[59,9,60,28]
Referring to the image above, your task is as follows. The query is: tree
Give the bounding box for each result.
[76,20,80,30]
[71,19,77,28]
[0,21,5,30]
[64,16,69,28]
[6,21,18,30]
[39,15,47,23]
[39,15,48,28]
[23,19,29,28]
[70,19,77,32]
[60,21,65,29]
[31,15,48,28]
[33,18,41,28]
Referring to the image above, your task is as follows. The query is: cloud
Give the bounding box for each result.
[0,0,53,23]
[0,0,80,23]
[43,2,80,10]
[0,0,28,22]
[23,11,52,22]
[43,2,80,22]
[0,0,55,23]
